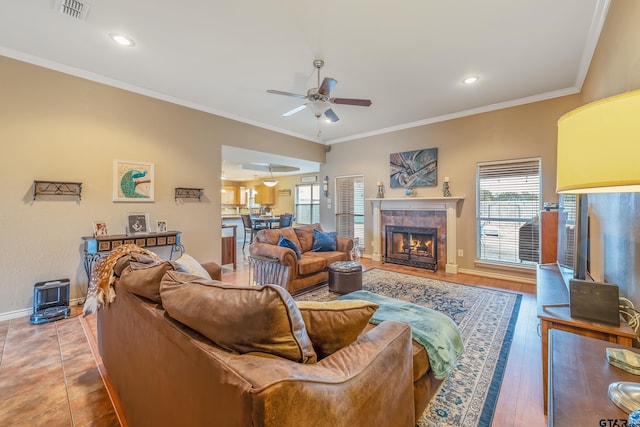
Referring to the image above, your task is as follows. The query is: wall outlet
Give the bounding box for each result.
[458,249,464,257]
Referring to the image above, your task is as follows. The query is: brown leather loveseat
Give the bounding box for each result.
[249,223,354,294]
[97,259,419,427]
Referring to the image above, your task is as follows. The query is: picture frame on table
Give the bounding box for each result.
[93,221,109,237]
[125,212,150,235]
[113,160,155,202]
[156,220,167,233]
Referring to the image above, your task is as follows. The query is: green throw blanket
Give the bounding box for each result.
[339,290,464,379]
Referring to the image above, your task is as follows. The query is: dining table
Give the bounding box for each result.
[251,215,281,229]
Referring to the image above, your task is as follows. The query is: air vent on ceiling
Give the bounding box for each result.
[54,0,90,21]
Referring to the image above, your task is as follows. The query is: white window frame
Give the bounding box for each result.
[294,183,320,225]
[476,157,542,267]
[335,175,365,249]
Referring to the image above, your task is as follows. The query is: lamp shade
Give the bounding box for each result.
[557,89,640,193]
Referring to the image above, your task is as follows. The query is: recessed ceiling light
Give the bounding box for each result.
[463,76,479,85]
[109,33,135,47]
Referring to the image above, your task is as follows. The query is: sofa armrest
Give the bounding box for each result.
[224,320,415,426]
[249,242,298,268]
[201,261,222,281]
[336,236,354,256]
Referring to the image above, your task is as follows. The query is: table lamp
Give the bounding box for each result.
[557,89,640,413]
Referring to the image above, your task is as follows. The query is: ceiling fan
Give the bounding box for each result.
[267,59,372,123]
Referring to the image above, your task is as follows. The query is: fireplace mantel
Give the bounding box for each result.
[367,196,464,273]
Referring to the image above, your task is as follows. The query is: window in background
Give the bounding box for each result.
[295,184,320,225]
[336,175,364,249]
[476,158,542,266]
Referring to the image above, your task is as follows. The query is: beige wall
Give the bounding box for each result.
[0,56,323,317]
[321,95,581,281]
[574,0,640,306]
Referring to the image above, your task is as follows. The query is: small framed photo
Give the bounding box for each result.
[156,220,167,233]
[93,221,109,237]
[125,212,150,235]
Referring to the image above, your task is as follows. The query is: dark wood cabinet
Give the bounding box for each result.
[221,225,236,269]
[540,210,558,264]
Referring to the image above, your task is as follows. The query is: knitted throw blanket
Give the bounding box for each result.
[82,244,161,316]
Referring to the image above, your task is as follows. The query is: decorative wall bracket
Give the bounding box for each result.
[33,181,82,200]
[174,187,203,201]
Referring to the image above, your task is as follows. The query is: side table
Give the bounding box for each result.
[536,264,636,414]
[549,329,640,426]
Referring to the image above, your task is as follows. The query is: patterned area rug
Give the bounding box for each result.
[294,268,522,427]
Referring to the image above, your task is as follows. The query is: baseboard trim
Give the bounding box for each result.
[457,267,536,285]
[0,297,85,322]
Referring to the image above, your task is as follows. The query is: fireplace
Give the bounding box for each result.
[385,225,438,271]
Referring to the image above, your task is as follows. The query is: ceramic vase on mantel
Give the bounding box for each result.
[405,188,414,197]
[443,177,451,197]
[376,182,385,199]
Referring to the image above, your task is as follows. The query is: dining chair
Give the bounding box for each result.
[273,213,293,229]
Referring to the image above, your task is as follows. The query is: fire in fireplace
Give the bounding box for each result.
[385,225,438,271]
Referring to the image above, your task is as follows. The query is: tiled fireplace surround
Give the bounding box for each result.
[369,197,464,274]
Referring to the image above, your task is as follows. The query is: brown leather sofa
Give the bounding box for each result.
[97,260,420,427]
[249,223,354,294]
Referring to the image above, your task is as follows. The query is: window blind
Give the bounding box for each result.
[335,175,364,247]
[477,158,542,265]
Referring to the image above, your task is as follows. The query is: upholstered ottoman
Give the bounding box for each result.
[328,261,363,294]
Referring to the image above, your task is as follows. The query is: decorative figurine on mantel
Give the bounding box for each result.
[443,177,452,197]
[376,181,385,198]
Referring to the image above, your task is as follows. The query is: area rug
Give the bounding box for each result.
[294,268,522,427]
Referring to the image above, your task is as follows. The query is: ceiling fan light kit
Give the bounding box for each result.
[267,59,372,124]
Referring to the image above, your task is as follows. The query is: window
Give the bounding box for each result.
[295,184,320,225]
[335,175,364,248]
[477,158,541,266]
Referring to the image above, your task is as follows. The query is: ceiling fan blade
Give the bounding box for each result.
[267,89,308,99]
[318,78,337,96]
[324,108,340,122]
[282,104,307,117]
[330,97,372,107]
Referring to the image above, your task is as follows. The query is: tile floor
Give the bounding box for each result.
[0,307,119,426]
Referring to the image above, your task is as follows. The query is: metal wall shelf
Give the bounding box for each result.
[33,181,82,200]
[174,187,203,201]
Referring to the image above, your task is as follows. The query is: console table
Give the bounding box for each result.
[537,264,636,414]
[549,329,639,426]
[82,231,184,280]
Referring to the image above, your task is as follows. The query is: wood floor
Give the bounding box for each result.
[0,246,546,426]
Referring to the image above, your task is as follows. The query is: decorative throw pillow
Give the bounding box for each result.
[175,253,211,279]
[278,235,301,259]
[311,229,337,252]
[296,300,378,359]
[160,271,317,364]
[118,260,179,303]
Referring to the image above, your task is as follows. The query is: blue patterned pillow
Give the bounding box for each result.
[312,229,337,252]
[278,235,301,259]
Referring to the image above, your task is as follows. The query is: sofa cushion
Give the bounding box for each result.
[296,300,378,359]
[305,251,349,265]
[160,271,317,364]
[175,253,211,279]
[294,224,322,253]
[312,229,337,252]
[278,235,301,260]
[119,260,180,303]
[298,253,328,276]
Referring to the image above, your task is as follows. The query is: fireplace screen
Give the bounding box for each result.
[385,225,438,271]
